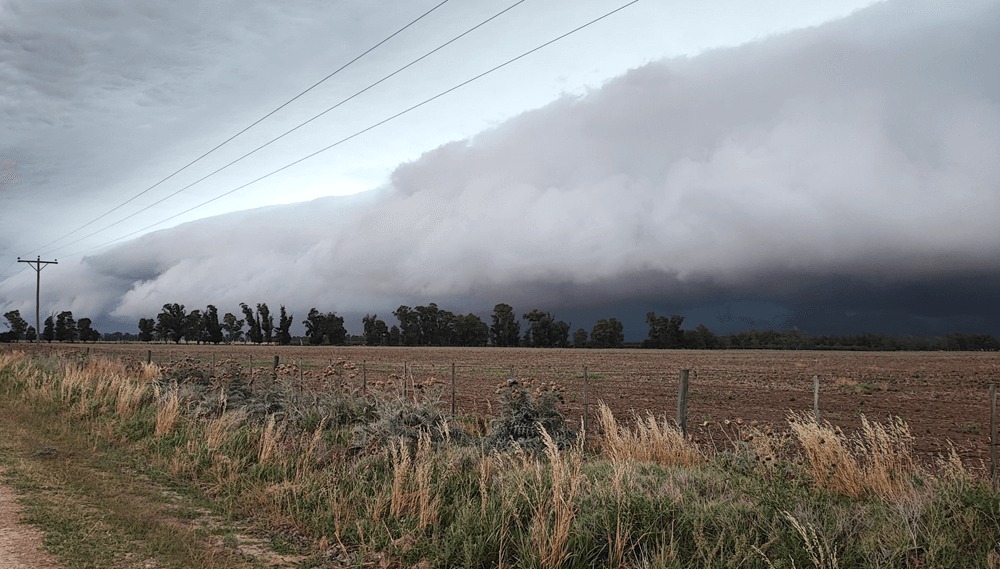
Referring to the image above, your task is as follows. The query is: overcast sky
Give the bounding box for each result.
[2,0,999,339]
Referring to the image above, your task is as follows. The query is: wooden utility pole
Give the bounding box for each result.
[17,256,57,344]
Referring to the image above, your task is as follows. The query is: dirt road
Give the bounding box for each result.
[0,469,58,569]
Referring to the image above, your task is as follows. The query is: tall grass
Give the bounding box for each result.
[2,350,998,568]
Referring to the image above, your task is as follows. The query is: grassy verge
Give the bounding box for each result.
[1,349,998,568]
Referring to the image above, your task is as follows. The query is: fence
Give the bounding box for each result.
[5,343,998,480]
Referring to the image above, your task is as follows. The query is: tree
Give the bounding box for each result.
[522,309,570,348]
[77,318,100,343]
[222,312,244,344]
[303,309,347,345]
[2,310,28,341]
[572,328,589,348]
[686,324,720,349]
[42,316,54,343]
[25,326,36,342]
[185,309,204,343]
[240,303,262,344]
[55,311,77,342]
[202,305,224,344]
[644,312,685,349]
[258,303,274,344]
[276,306,293,346]
[156,303,188,344]
[393,305,421,346]
[591,318,624,348]
[363,314,389,346]
[452,313,489,346]
[388,325,402,346]
[137,318,156,342]
[490,303,520,347]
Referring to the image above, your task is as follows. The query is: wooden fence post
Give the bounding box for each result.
[248,355,253,384]
[991,383,997,486]
[298,359,304,392]
[451,363,456,416]
[509,365,514,381]
[362,361,367,394]
[146,349,151,364]
[677,369,690,437]
[813,375,820,422]
[583,366,590,440]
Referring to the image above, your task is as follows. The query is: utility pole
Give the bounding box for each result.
[17,256,57,344]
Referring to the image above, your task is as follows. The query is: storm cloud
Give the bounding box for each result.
[3,0,999,337]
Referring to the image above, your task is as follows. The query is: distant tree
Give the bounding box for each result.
[522,309,570,348]
[362,314,389,346]
[76,318,100,343]
[276,306,293,346]
[55,311,77,342]
[572,328,589,348]
[137,318,156,342]
[240,303,262,344]
[156,303,188,344]
[388,325,402,346]
[685,324,720,349]
[25,326,36,342]
[303,308,347,345]
[392,305,421,346]
[222,312,244,344]
[2,310,28,341]
[415,303,452,346]
[257,303,274,344]
[644,312,685,349]
[42,316,54,343]
[591,318,624,349]
[452,313,489,346]
[490,303,520,347]
[202,305,224,344]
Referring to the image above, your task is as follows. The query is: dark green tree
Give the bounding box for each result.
[202,305,224,344]
[55,311,77,342]
[257,303,274,344]
[490,303,520,347]
[303,309,347,345]
[644,312,685,349]
[362,314,389,346]
[76,317,100,342]
[137,318,156,343]
[156,303,188,344]
[591,318,624,348]
[393,305,421,346]
[42,316,54,343]
[2,310,28,341]
[276,306,293,346]
[240,303,262,344]
[452,313,489,346]
[572,328,589,348]
[388,325,402,346]
[222,312,244,343]
[184,309,204,343]
[522,310,570,348]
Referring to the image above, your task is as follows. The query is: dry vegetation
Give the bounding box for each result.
[1,348,998,568]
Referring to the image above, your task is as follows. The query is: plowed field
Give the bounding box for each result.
[10,344,999,466]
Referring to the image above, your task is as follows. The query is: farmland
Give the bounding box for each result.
[13,343,999,465]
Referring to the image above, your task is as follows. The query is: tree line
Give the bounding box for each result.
[2,304,997,351]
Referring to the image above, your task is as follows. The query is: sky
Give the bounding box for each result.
[2,0,999,340]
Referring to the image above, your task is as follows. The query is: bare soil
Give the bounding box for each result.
[11,344,1000,466]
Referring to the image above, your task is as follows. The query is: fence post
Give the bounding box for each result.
[509,365,514,381]
[146,349,151,364]
[362,361,367,394]
[813,375,820,422]
[298,359,304,392]
[451,363,456,416]
[991,383,997,486]
[677,369,690,437]
[248,355,253,384]
[403,362,408,398]
[583,366,590,441]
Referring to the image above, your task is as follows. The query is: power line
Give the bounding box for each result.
[43,0,529,256]
[60,0,640,260]
[27,0,451,256]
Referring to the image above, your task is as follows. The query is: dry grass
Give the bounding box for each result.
[206,409,247,451]
[531,429,581,569]
[789,413,919,499]
[258,413,285,464]
[154,383,181,437]
[596,401,703,467]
